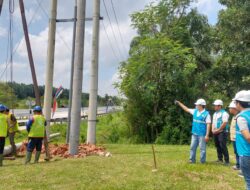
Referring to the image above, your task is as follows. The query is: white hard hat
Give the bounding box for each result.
[228,101,236,108]
[233,90,250,102]
[194,99,206,106]
[213,99,223,106]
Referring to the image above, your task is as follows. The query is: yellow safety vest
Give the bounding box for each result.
[8,113,19,133]
[28,115,46,138]
[0,113,8,137]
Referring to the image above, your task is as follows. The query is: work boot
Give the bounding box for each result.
[25,151,32,164]
[34,151,41,163]
[0,154,3,167]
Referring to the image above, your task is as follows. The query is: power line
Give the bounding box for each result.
[110,0,127,56]
[36,0,72,51]
[13,0,44,56]
[101,20,120,63]
[0,0,44,80]
[102,0,125,60]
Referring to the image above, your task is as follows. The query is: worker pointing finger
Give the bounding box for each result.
[176,99,211,164]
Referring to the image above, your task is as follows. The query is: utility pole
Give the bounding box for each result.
[19,0,41,106]
[44,0,57,142]
[66,0,77,144]
[87,0,100,144]
[69,0,86,155]
[0,0,3,16]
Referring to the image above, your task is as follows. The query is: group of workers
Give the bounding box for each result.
[176,90,250,190]
[0,105,46,166]
[0,90,249,189]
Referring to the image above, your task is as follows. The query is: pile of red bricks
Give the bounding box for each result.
[18,141,109,159]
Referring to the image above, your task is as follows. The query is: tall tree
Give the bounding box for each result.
[211,0,250,96]
[118,0,215,143]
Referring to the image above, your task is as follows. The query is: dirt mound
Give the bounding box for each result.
[18,141,111,159]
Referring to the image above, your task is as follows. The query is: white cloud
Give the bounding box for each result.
[99,72,120,96]
[9,0,151,97]
[0,27,7,37]
[192,0,224,24]
[11,1,43,25]
[4,0,223,97]
[195,0,215,12]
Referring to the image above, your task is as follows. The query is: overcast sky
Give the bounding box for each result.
[0,0,223,97]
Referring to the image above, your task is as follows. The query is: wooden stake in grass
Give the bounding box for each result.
[151,144,157,172]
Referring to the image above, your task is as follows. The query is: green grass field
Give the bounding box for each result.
[1,144,246,190]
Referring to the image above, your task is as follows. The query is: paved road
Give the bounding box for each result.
[16,106,120,128]
[13,106,119,119]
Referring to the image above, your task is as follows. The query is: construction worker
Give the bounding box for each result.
[0,104,9,166]
[25,106,46,164]
[228,101,240,170]
[5,107,19,157]
[233,90,250,190]
[212,99,230,165]
[229,101,244,178]
[175,99,211,163]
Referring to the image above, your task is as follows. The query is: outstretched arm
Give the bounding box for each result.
[175,100,190,113]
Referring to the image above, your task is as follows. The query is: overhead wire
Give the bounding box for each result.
[0,0,45,80]
[102,0,126,60]
[110,0,127,56]
[101,20,120,63]
[36,0,72,51]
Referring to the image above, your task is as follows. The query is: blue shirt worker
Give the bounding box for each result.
[0,104,8,166]
[234,90,250,190]
[25,106,46,164]
[212,99,230,165]
[176,99,211,163]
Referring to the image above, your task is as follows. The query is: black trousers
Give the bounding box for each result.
[214,132,229,163]
[0,137,5,154]
[27,138,43,152]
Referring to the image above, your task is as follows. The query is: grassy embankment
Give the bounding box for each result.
[2,112,246,190]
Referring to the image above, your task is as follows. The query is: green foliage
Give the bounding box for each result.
[0,82,18,108]
[211,0,250,96]
[119,34,198,143]
[6,82,123,108]
[49,112,133,144]
[118,0,215,144]
[118,0,249,144]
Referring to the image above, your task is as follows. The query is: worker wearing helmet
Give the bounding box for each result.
[25,106,46,164]
[233,90,250,190]
[228,101,240,170]
[212,99,230,165]
[5,107,19,157]
[0,104,9,166]
[175,99,211,163]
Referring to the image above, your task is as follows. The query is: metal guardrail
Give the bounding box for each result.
[17,108,121,128]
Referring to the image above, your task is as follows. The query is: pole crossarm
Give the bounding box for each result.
[56,17,103,23]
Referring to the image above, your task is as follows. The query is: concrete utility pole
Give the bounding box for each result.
[44,0,57,141]
[69,0,86,155]
[66,0,77,144]
[19,0,41,106]
[0,0,3,16]
[87,0,100,144]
